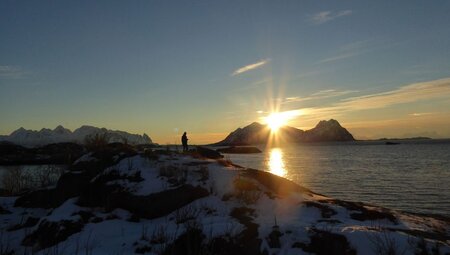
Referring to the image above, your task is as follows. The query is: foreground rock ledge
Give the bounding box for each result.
[1,148,449,254]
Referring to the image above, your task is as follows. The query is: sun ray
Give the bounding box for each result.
[263,110,304,132]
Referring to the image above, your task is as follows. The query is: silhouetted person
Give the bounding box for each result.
[181,132,189,152]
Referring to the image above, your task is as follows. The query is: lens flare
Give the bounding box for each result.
[264,110,303,132]
[265,113,286,131]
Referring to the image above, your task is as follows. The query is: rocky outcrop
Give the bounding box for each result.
[22,219,84,250]
[214,119,354,146]
[106,185,209,219]
[14,144,138,208]
[196,146,224,159]
[217,146,262,154]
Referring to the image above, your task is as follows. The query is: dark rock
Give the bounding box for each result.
[0,188,10,196]
[22,219,84,250]
[0,205,11,214]
[319,199,398,224]
[7,217,40,231]
[182,161,212,166]
[300,228,357,255]
[292,241,308,249]
[267,228,283,248]
[54,171,92,203]
[14,171,92,209]
[135,245,152,254]
[127,214,141,222]
[216,146,262,154]
[91,217,103,223]
[105,185,209,219]
[385,141,400,145]
[317,219,343,224]
[14,189,56,208]
[302,201,337,218]
[242,168,316,197]
[70,144,137,172]
[14,146,137,209]
[72,210,95,223]
[163,227,205,255]
[229,207,265,255]
[196,146,223,159]
[350,209,397,224]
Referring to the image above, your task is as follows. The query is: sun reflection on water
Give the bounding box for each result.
[268,148,286,177]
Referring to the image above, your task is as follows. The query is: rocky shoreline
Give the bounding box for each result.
[0,144,449,254]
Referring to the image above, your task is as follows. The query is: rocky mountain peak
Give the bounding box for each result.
[214,119,354,145]
[315,119,341,129]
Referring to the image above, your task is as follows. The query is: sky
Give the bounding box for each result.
[1,0,450,144]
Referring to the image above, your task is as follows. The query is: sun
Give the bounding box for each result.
[264,113,288,131]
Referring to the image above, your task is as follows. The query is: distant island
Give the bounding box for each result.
[377,137,432,141]
[213,119,355,146]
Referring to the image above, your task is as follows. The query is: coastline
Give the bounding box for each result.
[1,147,449,254]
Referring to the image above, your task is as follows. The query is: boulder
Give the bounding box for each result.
[22,219,84,250]
[196,146,223,159]
[106,185,209,219]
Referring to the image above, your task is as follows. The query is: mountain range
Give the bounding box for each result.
[0,125,152,147]
[214,119,354,146]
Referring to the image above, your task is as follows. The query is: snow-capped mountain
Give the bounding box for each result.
[0,125,153,147]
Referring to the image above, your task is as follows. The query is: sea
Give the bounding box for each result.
[225,139,450,216]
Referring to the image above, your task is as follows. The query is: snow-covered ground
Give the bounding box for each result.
[0,151,449,254]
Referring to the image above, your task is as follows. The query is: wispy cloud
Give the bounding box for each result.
[232,59,270,76]
[293,78,450,119]
[0,65,29,79]
[316,39,374,64]
[409,112,435,117]
[309,10,352,25]
[317,52,360,64]
[282,89,358,104]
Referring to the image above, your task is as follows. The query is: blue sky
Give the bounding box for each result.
[1,1,450,143]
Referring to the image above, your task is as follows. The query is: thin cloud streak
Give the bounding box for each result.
[409,112,435,117]
[310,10,352,25]
[0,65,29,79]
[317,52,359,64]
[282,89,358,104]
[232,59,270,76]
[316,39,375,64]
[295,78,450,118]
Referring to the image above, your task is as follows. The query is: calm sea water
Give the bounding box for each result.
[226,139,450,216]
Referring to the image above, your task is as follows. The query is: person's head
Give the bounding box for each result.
[183,132,186,135]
